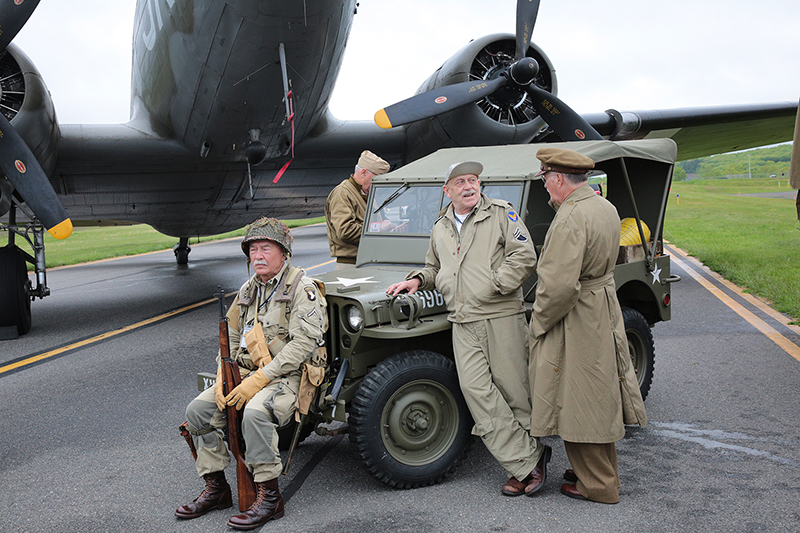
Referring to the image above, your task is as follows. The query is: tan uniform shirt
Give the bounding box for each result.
[325,176,367,263]
[409,193,536,323]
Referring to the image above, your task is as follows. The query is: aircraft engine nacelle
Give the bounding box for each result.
[404,33,557,162]
[0,44,61,191]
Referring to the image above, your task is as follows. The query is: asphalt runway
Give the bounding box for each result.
[1,224,799,533]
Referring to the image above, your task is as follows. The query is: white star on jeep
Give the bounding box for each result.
[651,267,662,285]
[328,276,379,288]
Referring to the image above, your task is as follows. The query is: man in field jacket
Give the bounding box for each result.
[387,161,550,497]
[325,150,390,267]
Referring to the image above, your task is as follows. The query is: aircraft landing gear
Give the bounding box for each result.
[173,237,191,265]
[0,245,31,339]
[0,204,50,339]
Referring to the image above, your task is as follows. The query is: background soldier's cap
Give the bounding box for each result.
[241,217,293,257]
[358,150,390,175]
[444,161,483,183]
[534,147,595,178]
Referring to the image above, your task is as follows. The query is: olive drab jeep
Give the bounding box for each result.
[202,139,680,489]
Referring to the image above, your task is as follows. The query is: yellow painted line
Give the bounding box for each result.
[2,256,335,375]
[0,296,220,375]
[668,247,800,364]
[667,245,800,336]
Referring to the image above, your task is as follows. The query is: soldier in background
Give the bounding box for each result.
[325,150,390,268]
[176,218,326,529]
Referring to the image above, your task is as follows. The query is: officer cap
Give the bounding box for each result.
[241,217,293,257]
[534,147,595,178]
[358,150,390,175]
[444,161,483,183]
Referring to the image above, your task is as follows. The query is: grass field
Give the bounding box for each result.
[1,217,325,268]
[665,177,799,323]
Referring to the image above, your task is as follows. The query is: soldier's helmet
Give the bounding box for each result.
[241,217,293,258]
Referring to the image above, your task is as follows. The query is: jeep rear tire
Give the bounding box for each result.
[350,350,472,488]
[622,306,655,401]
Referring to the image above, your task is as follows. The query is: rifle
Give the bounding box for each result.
[216,287,257,512]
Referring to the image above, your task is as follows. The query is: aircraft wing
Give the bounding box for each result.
[582,102,797,161]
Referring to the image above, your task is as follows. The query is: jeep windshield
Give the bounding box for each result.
[366,183,523,236]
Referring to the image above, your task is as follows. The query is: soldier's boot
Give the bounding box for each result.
[226,478,285,530]
[174,471,232,519]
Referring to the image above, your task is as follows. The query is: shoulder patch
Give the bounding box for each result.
[507,210,519,222]
[304,286,317,301]
[513,227,528,242]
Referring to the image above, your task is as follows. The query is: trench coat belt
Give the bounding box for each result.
[579,272,615,292]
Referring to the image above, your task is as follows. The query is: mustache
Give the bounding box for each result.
[252,259,269,266]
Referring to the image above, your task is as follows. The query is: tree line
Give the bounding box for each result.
[675,144,792,181]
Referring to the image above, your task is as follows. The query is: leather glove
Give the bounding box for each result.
[225,370,270,410]
[214,364,226,411]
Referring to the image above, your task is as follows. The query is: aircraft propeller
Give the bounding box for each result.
[0,0,72,239]
[374,0,602,142]
[0,0,41,51]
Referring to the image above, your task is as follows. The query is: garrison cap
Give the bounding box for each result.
[534,147,595,178]
[444,161,483,183]
[358,150,390,175]
[241,217,293,257]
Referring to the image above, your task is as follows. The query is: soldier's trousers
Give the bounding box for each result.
[564,441,620,503]
[185,374,299,482]
[452,313,545,481]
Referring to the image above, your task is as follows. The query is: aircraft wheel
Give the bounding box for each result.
[622,306,655,401]
[350,350,472,488]
[173,239,191,265]
[0,246,32,335]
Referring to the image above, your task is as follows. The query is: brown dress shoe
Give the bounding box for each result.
[524,445,552,496]
[175,471,232,519]
[227,478,285,530]
[502,475,529,496]
[560,483,588,501]
[564,468,578,483]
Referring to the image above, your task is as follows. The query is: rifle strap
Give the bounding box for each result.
[184,424,217,437]
[275,266,304,339]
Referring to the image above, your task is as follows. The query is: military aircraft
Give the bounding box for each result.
[1,0,797,337]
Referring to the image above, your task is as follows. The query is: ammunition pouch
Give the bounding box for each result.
[295,346,327,422]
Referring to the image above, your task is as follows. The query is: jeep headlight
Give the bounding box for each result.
[344,304,364,332]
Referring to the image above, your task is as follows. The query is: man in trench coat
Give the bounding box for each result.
[528,147,647,504]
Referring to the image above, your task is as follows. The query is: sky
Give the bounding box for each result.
[11,0,800,125]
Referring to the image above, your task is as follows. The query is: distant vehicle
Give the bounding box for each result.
[590,183,604,195]
[200,138,681,489]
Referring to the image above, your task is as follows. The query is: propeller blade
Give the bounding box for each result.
[524,85,603,142]
[515,0,541,60]
[0,113,72,239]
[375,77,506,129]
[0,0,41,51]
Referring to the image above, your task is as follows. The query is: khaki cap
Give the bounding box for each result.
[534,147,595,178]
[444,161,483,183]
[358,150,390,175]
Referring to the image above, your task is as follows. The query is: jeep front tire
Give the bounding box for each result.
[350,350,472,488]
